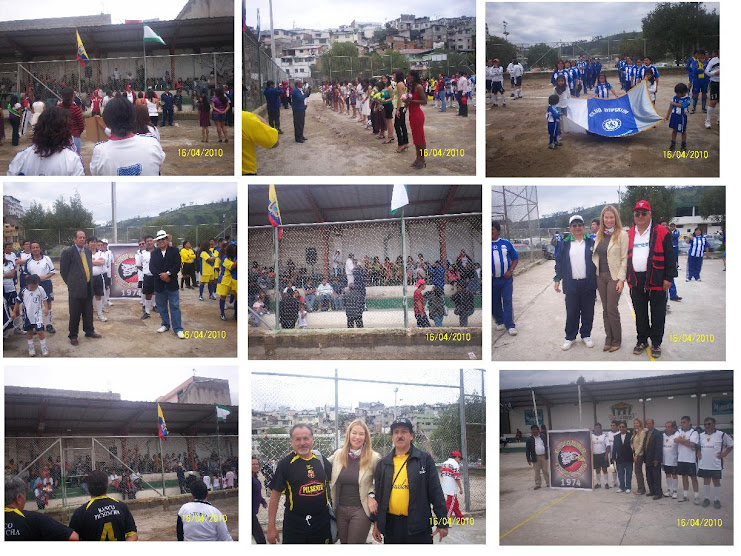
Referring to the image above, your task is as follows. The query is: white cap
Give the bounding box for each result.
[155,229,168,240]
[569,215,584,225]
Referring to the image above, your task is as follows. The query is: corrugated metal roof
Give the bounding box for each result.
[500,371,733,408]
[248,184,482,226]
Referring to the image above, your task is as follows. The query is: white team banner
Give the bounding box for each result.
[562,80,663,137]
[109,244,141,299]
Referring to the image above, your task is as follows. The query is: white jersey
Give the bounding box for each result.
[706,57,719,83]
[677,427,699,463]
[491,66,504,83]
[177,500,233,541]
[592,433,608,454]
[24,256,55,279]
[90,135,165,176]
[605,430,617,450]
[8,146,85,176]
[203,475,211,489]
[485,65,495,80]
[136,249,152,276]
[440,457,461,496]
[698,430,733,471]
[3,256,16,292]
[102,95,113,109]
[135,249,145,281]
[91,251,106,277]
[663,431,680,466]
[102,250,113,276]
[20,286,47,326]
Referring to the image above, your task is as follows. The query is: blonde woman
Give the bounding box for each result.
[630,418,647,495]
[591,205,629,352]
[328,419,381,544]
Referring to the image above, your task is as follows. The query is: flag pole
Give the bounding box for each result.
[158,435,166,496]
[216,406,222,487]
[273,225,280,330]
[401,206,408,328]
[143,30,147,91]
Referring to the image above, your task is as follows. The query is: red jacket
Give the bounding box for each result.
[58,102,85,138]
[627,223,677,291]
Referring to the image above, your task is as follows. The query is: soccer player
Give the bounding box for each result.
[198,241,217,301]
[686,227,708,281]
[493,221,519,335]
[689,50,709,113]
[100,239,113,308]
[176,479,232,541]
[592,423,609,488]
[12,273,49,356]
[662,420,680,498]
[23,241,56,333]
[666,83,690,152]
[135,235,155,319]
[605,421,619,488]
[88,238,107,322]
[135,239,146,308]
[216,244,237,321]
[440,450,465,519]
[69,470,138,541]
[5,476,78,541]
[675,416,701,504]
[593,73,618,99]
[705,49,719,129]
[697,417,733,509]
[642,56,660,93]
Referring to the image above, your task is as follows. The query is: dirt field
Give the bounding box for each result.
[135,494,239,541]
[250,95,476,176]
[3,273,237,358]
[486,70,719,177]
[0,118,234,176]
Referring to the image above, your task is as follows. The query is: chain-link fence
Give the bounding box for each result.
[243,29,288,112]
[2,53,234,105]
[247,213,482,329]
[492,186,547,263]
[17,224,237,257]
[251,368,486,523]
[5,435,238,509]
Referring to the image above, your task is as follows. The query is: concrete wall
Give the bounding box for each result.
[176,0,233,19]
[508,393,733,431]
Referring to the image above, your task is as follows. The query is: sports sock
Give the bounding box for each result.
[39,339,47,349]
[47,310,52,325]
[706,106,713,123]
[694,491,699,499]
[713,485,720,501]
[199,284,205,297]
[692,97,698,110]
[27,339,34,350]
[684,490,689,498]
[704,484,711,499]
[219,299,225,317]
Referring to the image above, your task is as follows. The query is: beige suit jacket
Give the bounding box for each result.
[328,449,381,518]
[592,231,629,282]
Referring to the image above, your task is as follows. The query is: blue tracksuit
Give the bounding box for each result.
[686,236,707,281]
[493,238,519,329]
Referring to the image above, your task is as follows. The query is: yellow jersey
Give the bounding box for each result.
[242,111,279,175]
[387,454,410,516]
[180,248,195,264]
[200,250,215,277]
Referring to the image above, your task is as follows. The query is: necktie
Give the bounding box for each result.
[644,431,649,452]
[80,249,90,282]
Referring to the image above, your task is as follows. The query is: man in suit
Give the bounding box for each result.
[59,230,102,345]
[611,421,633,493]
[149,230,185,338]
[525,424,549,490]
[644,418,664,499]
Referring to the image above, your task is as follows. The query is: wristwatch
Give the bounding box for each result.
[368,493,376,499]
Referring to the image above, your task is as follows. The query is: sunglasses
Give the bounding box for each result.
[570,222,584,227]
[633,210,649,217]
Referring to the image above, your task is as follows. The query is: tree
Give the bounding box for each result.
[429,399,486,465]
[642,2,719,62]
[526,43,558,70]
[619,186,676,226]
[486,35,517,65]
[368,49,409,77]
[318,42,361,82]
[698,186,725,225]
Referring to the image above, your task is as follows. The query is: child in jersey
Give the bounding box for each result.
[665,83,691,151]
[564,61,578,97]
[552,76,570,140]
[12,273,49,356]
[593,73,619,99]
[644,68,657,103]
[546,94,561,149]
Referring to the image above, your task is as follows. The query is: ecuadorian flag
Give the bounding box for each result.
[76,30,89,66]
[268,184,283,240]
[157,403,168,439]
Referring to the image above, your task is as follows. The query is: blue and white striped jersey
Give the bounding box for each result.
[551,69,569,85]
[594,82,614,98]
[493,239,519,278]
[688,236,707,258]
[671,95,691,116]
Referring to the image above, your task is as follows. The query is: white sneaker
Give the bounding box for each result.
[561,340,574,351]
[664,490,671,497]
[98,314,108,322]
[107,301,113,306]
[625,489,631,494]
[508,328,518,336]
[704,121,711,129]
[583,337,594,348]
[41,345,49,356]
[176,330,185,339]
[694,497,701,505]
[28,346,36,357]
[495,324,505,331]
[672,491,677,499]
[157,325,169,333]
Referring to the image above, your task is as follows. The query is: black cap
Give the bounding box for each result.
[390,417,414,434]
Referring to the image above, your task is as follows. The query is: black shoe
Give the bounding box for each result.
[278,129,283,134]
[702,498,710,507]
[671,296,682,301]
[141,312,150,320]
[301,136,307,140]
[653,494,663,500]
[595,484,601,489]
[633,342,648,355]
[651,345,662,358]
[45,324,56,334]
[605,484,610,489]
[295,138,305,143]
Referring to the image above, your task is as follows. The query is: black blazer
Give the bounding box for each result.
[645,428,663,463]
[59,245,92,299]
[611,432,633,463]
[525,433,548,463]
[149,247,181,292]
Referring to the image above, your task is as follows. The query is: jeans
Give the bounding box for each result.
[432,315,443,326]
[162,107,174,126]
[332,296,344,310]
[304,294,316,311]
[617,461,633,491]
[318,294,331,310]
[73,136,81,154]
[293,110,305,140]
[439,93,447,112]
[155,288,182,332]
[268,108,281,130]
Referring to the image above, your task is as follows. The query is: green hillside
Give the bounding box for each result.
[114,200,237,228]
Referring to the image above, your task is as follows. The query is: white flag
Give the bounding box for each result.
[143,25,166,45]
[216,404,231,422]
[391,184,409,214]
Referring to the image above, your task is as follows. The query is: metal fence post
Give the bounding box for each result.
[459,368,471,512]
[273,226,280,330]
[334,369,339,450]
[91,437,95,471]
[59,438,67,508]
[400,209,408,328]
[158,436,166,496]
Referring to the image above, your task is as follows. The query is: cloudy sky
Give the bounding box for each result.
[5,366,239,404]
[4,182,236,225]
[486,2,720,44]
[246,1,475,31]
[0,0,187,24]
[252,368,485,411]
[500,370,716,389]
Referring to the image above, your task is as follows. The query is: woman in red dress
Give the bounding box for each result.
[404,70,427,169]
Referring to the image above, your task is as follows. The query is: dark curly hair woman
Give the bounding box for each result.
[7,106,85,175]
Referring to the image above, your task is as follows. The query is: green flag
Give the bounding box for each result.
[216,404,231,422]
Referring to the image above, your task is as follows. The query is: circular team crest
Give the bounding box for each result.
[554,439,588,478]
[602,118,622,132]
[114,251,139,289]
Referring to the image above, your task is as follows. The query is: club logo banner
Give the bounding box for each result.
[548,429,593,490]
[109,244,141,298]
